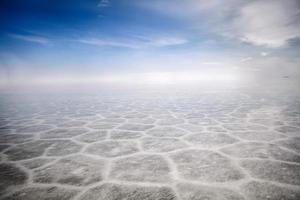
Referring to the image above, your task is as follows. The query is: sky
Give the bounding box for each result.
[0,0,299,86]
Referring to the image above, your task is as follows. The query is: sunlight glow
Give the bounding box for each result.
[22,70,239,86]
[142,72,238,84]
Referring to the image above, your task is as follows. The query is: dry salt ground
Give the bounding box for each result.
[0,87,299,200]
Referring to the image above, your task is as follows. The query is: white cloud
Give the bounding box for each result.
[98,0,110,8]
[9,34,49,45]
[137,0,300,48]
[147,37,187,47]
[260,52,270,57]
[232,0,300,47]
[240,57,253,62]
[76,36,187,48]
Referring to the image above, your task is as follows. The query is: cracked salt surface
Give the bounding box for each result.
[0,87,300,200]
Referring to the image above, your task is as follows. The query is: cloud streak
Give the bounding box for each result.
[97,0,110,8]
[9,34,50,45]
[76,35,188,49]
[77,38,140,49]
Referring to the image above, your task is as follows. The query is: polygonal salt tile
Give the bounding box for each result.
[57,120,87,128]
[223,124,248,131]
[231,131,285,141]
[0,119,11,127]
[215,117,245,124]
[85,140,138,157]
[142,137,188,152]
[41,128,88,139]
[177,183,245,200]
[3,186,79,200]
[78,183,177,200]
[16,124,53,133]
[127,118,156,124]
[206,126,228,133]
[221,142,300,163]
[84,115,100,121]
[21,158,56,169]
[46,140,82,156]
[110,154,171,183]
[230,112,247,118]
[248,112,275,119]
[0,164,27,195]
[98,118,126,123]
[101,113,123,118]
[4,140,53,161]
[0,144,10,152]
[188,118,218,126]
[242,181,300,200]
[75,131,107,143]
[117,123,154,131]
[0,127,13,134]
[171,149,244,182]
[275,138,300,153]
[42,117,70,125]
[110,130,144,140]
[0,133,34,144]
[249,118,284,126]
[146,127,187,137]
[184,132,238,148]
[246,124,269,131]
[33,155,105,186]
[124,112,148,119]
[157,118,184,125]
[240,160,300,185]
[275,126,300,137]
[88,122,118,130]
[177,124,203,133]
[287,121,300,127]
[184,113,205,119]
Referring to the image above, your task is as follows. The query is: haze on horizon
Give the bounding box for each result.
[0,0,299,88]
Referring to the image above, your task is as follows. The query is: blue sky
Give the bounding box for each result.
[0,0,299,84]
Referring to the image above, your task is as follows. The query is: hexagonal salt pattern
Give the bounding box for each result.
[141,137,188,152]
[0,164,27,196]
[183,132,238,148]
[109,154,171,183]
[1,89,300,199]
[78,183,177,200]
[177,183,245,200]
[240,160,300,185]
[85,140,139,157]
[171,149,244,182]
[2,186,79,200]
[33,155,105,186]
[241,181,300,200]
[221,142,300,163]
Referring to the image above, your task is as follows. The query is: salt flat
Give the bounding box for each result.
[0,86,299,200]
